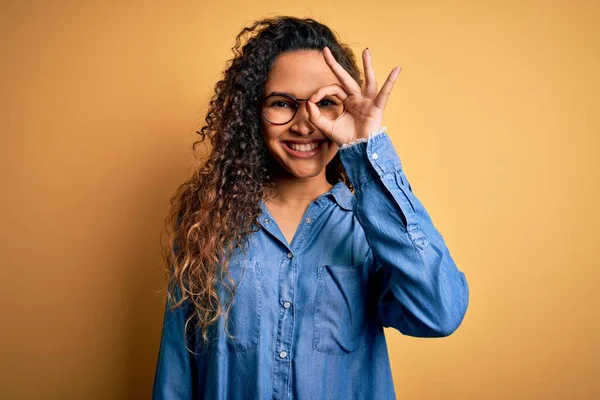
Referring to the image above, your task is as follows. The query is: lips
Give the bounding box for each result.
[281,140,325,158]
[287,141,320,151]
[282,139,325,145]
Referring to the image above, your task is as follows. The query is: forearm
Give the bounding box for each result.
[338,130,469,337]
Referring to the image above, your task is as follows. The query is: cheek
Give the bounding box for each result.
[261,128,284,159]
[326,143,339,162]
[261,123,283,142]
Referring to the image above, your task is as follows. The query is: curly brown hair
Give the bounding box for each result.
[161,16,364,349]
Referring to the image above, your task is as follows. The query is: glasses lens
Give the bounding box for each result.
[262,95,297,124]
[262,94,345,124]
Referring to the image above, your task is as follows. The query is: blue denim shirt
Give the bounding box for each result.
[153,131,469,399]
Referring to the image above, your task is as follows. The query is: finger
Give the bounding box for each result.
[362,48,378,99]
[373,66,402,110]
[322,46,362,94]
[309,83,349,104]
[306,100,335,135]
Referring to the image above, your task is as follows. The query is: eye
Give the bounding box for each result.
[265,95,298,109]
[270,100,292,108]
[317,98,338,107]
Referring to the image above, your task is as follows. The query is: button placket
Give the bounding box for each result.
[272,246,295,400]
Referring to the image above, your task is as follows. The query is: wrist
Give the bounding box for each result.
[338,126,387,149]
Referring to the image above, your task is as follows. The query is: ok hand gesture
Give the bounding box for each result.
[307,47,401,147]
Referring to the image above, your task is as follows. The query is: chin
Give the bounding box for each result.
[287,167,324,179]
[275,161,324,178]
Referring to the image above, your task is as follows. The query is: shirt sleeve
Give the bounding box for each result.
[337,130,469,337]
[339,126,388,149]
[152,288,197,400]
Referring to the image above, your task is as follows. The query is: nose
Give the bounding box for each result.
[290,100,316,135]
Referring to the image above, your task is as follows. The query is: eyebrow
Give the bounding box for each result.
[267,91,291,97]
[266,91,309,100]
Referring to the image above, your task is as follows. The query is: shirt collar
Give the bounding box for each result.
[258,181,354,216]
[321,181,353,211]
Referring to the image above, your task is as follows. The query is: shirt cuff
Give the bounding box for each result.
[337,129,403,189]
[339,126,388,149]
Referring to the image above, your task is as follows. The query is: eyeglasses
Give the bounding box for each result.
[261,93,345,125]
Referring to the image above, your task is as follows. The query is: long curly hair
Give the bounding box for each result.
[161,16,364,348]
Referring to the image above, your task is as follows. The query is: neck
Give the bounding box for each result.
[265,170,333,208]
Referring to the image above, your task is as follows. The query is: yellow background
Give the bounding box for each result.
[1,0,598,398]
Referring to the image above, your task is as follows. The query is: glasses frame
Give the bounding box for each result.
[261,93,346,125]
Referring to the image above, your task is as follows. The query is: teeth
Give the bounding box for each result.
[288,142,320,152]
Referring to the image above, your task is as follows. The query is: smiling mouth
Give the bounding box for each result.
[281,140,326,157]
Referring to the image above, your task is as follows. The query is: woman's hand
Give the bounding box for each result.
[307,46,401,147]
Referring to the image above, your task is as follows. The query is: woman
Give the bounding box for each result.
[153,16,469,399]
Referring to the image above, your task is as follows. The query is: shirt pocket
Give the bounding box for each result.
[312,258,376,356]
[213,259,263,354]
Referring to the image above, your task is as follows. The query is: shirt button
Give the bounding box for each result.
[279,350,288,359]
[283,301,291,309]
[305,217,312,224]
[286,252,293,259]
[264,218,270,224]
[371,152,379,160]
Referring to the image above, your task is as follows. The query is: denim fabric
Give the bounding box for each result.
[153,131,469,399]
